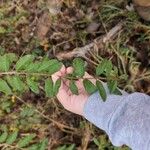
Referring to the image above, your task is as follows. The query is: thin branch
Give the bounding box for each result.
[0,143,25,150]
[0,71,52,77]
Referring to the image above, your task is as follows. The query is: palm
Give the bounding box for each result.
[52,66,95,115]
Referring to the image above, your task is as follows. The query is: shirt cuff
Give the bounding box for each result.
[83,91,126,133]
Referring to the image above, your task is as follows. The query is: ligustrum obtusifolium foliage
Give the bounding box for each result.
[0,53,122,101]
[0,130,48,150]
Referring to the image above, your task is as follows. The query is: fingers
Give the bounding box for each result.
[84,72,93,79]
[57,87,70,106]
[52,65,95,103]
[66,67,94,81]
[66,67,96,93]
[52,65,66,83]
[51,65,66,99]
[60,65,66,75]
[51,66,72,105]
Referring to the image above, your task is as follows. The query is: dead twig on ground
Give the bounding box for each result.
[56,23,123,60]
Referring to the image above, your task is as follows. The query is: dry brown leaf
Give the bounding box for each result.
[36,12,51,40]
[21,26,30,42]
[86,22,100,33]
[47,0,63,15]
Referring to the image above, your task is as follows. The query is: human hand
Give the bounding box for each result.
[52,66,96,116]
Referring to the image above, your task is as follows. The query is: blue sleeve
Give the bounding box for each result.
[83,90,150,150]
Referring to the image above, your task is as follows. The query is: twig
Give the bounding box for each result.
[134,75,150,83]
[110,44,127,75]
[0,71,52,77]
[0,143,24,150]
[81,123,92,150]
[16,96,77,134]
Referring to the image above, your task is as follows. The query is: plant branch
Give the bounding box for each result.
[0,143,25,150]
[0,71,53,77]
[16,96,78,134]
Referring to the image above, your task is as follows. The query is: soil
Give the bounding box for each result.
[0,0,150,149]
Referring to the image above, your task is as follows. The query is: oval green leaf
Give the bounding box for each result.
[53,78,61,96]
[27,77,39,94]
[17,134,36,148]
[73,58,85,77]
[26,62,41,73]
[0,54,10,72]
[96,80,107,101]
[38,59,62,74]
[0,131,8,143]
[108,80,117,94]
[83,79,97,95]
[39,138,48,150]
[69,80,79,95]
[16,55,35,71]
[0,79,12,95]
[105,60,113,76]
[6,53,18,63]
[45,78,54,98]
[96,60,107,76]
[6,131,18,144]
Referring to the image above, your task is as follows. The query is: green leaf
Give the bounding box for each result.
[0,132,8,143]
[56,144,75,150]
[108,80,117,94]
[17,134,36,148]
[96,60,113,76]
[6,76,18,91]
[38,59,52,72]
[105,60,113,76]
[27,77,39,94]
[48,62,62,75]
[45,78,54,98]
[39,138,48,150]
[53,78,61,96]
[96,60,107,76]
[27,144,39,150]
[57,145,66,150]
[0,26,6,34]
[93,138,100,146]
[96,80,107,101]
[12,76,25,91]
[66,144,75,150]
[38,59,62,74]
[16,55,35,71]
[1,101,11,111]
[73,58,85,77]
[0,54,10,71]
[7,76,25,92]
[6,131,18,144]
[83,79,97,94]
[26,62,41,73]
[0,79,12,95]
[20,107,34,117]
[69,80,78,95]
[6,53,18,63]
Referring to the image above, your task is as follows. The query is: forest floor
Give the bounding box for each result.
[0,0,150,150]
